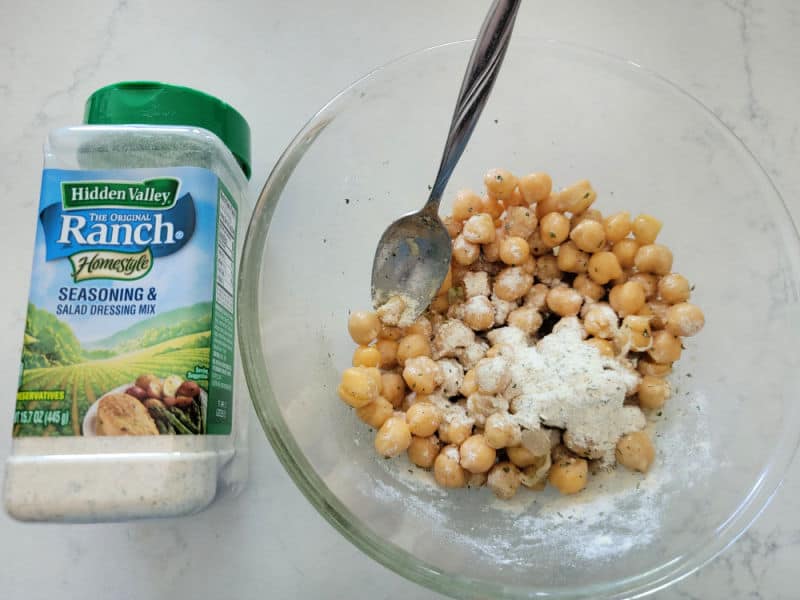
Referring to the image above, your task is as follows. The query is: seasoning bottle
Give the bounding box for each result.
[4,82,251,521]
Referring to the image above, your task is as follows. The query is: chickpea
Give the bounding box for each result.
[648,329,682,364]
[356,396,394,428]
[665,302,705,337]
[556,241,589,274]
[524,283,549,311]
[612,270,630,286]
[520,255,537,276]
[462,214,496,245]
[484,168,517,201]
[573,273,605,301]
[352,345,381,368]
[462,271,490,298]
[407,435,441,468]
[443,215,462,238]
[517,172,552,204]
[434,445,467,488]
[481,232,503,262]
[571,208,603,229]
[506,186,528,207]
[451,189,484,221]
[484,344,508,359]
[406,316,433,338]
[507,445,538,468]
[638,356,673,377]
[588,251,623,285]
[438,417,474,445]
[583,303,618,339]
[374,416,412,458]
[481,194,505,219]
[560,180,596,215]
[396,333,431,366]
[430,293,450,314]
[338,367,380,408]
[462,295,495,331]
[507,305,543,335]
[535,192,562,219]
[620,315,653,352]
[527,228,551,257]
[570,220,606,253]
[460,368,477,396]
[347,311,381,345]
[494,266,533,301]
[404,402,442,438]
[466,472,488,488]
[585,337,615,357]
[563,430,603,459]
[536,255,562,285]
[609,281,646,317]
[381,372,406,408]
[628,272,658,300]
[402,356,443,394]
[484,412,522,449]
[604,211,632,243]
[499,236,531,265]
[475,356,511,394]
[638,375,670,409]
[540,212,570,248]
[615,431,655,472]
[548,455,589,495]
[546,286,583,317]
[634,244,673,275]
[505,206,538,238]
[632,214,663,244]
[436,267,453,297]
[459,434,497,474]
[612,238,640,269]
[487,462,522,499]
[453,234,480,265]
[647,300,670,330]
[520,455,552,490]
[379,324,403,341]
[658,273,691,304]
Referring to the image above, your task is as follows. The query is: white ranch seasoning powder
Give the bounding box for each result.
[491,318,644,464]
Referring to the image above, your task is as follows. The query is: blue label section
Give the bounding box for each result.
[39,193,196,260]
[14,166,235,437]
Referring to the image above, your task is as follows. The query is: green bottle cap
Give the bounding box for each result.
[84,81,252,179]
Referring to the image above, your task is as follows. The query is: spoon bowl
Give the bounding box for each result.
[370,207,451,318]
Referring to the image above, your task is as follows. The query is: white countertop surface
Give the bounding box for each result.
[1,1,798,598]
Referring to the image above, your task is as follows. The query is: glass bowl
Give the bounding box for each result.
[238,39,800,599]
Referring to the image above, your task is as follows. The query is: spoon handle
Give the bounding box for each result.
[425,0,522,212]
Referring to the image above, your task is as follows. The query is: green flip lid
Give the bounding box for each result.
[84,81,252,179]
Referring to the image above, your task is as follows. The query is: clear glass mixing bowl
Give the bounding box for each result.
[238,39,800,599]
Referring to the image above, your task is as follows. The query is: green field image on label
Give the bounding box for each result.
[16,302,212,437]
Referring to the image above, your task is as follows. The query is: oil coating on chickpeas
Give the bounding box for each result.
[337,167,704,500]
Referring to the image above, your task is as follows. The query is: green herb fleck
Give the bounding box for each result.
[549,231,556,238]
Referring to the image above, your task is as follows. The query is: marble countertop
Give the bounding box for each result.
[1,1,798,598]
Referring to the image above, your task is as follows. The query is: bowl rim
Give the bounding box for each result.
[237,37,800,599]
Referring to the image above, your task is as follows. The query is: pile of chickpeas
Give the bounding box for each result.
[338,168,705,500]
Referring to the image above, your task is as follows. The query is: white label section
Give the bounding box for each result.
[215,191,236,314]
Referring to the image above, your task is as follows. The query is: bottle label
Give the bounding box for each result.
[14,167,237,437]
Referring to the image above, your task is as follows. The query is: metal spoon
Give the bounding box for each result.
[370,0,521,322]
